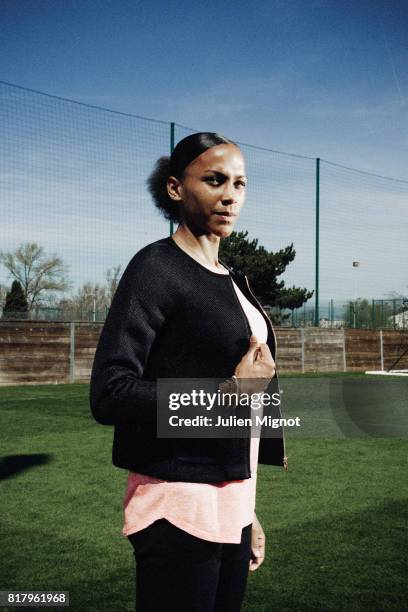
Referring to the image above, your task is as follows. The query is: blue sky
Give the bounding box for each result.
[1,0,407,176]
[1,0,407,305]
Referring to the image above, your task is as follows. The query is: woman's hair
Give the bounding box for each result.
[146,132,237,224]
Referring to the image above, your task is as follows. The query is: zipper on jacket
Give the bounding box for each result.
[243,275,278,355]
[243,275,288,471]
[228,276,252,339]
[226,276,253,478]
[223,266,288,472]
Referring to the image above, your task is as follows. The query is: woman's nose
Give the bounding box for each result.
[222,183,235,203]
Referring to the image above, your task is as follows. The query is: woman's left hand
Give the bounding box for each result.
[249,513,265,571]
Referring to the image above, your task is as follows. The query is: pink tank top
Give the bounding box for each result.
[122,271,268,544]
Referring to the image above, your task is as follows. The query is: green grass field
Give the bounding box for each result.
[0,375,407,611]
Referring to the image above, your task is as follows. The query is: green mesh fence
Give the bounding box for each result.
[174,124,316,299]
[0,81,170,321]
[1,81,407,327]
[319,160,408,328]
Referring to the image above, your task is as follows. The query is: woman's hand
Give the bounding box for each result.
[249,513,265,572]
[234,335,276,395]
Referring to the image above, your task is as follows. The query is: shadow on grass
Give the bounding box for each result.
[0,519,133,612]
[244,498,407,612]
[333,377,408,438]
[1,497,407,611]
[0,454,51,481]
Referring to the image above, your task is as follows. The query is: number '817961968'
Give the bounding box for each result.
[0,591,69,607]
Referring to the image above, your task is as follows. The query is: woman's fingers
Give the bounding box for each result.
[257,342,273,362]
[249,524,265,572]
[245,335,260,363]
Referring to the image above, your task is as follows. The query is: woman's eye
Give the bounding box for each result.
[204,176,246,188]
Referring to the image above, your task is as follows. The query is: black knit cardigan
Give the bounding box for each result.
[90,236,286,482]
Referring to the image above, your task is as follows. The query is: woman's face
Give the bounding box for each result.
[168,144,247,238]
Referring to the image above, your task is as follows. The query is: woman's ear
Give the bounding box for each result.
[167,175,183,202]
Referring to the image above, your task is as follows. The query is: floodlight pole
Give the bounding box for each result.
[85,292,96,322]
[314,158,320,327]
[352,261,360,328]
[353,275,356,328]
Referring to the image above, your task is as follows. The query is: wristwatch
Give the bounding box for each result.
[219,375,240,395]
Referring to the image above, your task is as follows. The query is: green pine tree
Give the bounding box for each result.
[220,230,313,325]
[3,280,29,319]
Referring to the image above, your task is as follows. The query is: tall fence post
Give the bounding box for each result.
[314,157,320,327]
[342,328,347,372]
[69,322,75,383]
[300,328,305,373]
[169,122,175,236]
[380,329,384,371]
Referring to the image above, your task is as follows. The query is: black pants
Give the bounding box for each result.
[127,518,252,612]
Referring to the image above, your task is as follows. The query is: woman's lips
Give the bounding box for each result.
[213,212,236,221]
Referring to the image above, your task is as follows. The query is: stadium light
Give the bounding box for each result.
[353,261,360,328]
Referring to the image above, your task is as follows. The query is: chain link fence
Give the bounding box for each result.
[1,80,407,327]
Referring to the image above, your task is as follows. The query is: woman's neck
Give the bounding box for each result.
[171,225,224,272]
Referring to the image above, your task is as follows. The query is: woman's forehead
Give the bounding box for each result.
[189,144,245,173]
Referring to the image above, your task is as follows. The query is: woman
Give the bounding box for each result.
[90,132,287,611]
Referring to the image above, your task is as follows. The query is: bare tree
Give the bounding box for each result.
[106,264,122,305]
[0,284,8,310]
[55,264,122,321]
[0,243,71,309]
[58,282,109,320]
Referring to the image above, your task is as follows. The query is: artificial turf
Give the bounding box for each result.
[0,376,406,611]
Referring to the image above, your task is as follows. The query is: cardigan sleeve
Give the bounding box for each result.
[89,247,173,426]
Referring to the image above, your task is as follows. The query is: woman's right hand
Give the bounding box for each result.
[234,335,276,395]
